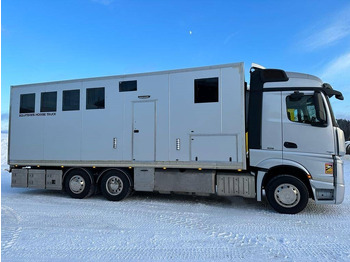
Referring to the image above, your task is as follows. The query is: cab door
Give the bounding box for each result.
[282,91,335,157]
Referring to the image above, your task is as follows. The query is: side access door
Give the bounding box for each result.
[132,101,156,161]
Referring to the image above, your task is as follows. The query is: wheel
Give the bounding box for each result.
[64,168,95,199]
[100,169,131,201]
[266,175,309,214]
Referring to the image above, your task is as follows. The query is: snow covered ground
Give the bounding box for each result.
[2,134,350,261]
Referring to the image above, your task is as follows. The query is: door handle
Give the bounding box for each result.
[284,142,298,149]
[134,130,139,133]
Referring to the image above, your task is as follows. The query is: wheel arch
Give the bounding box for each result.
[255,159,314,201]
[96,168,133,187]
[63,167,94,186]
[262,165,312,197]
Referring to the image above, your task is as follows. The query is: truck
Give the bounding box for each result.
[8,62,347,214]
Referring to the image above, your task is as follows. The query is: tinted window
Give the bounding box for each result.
[63,89,80,111]
[86,87,105,109]
[41,92,57,112]
[119,80,137,92]
[20,93,35,113]
[194,77,219,103]
[286,93,327,126]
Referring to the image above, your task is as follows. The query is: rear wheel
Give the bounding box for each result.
[266,175,309,214]
[100,169,131,201]
[64,168,95,199]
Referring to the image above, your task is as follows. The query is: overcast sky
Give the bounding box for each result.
[2,0,350,131]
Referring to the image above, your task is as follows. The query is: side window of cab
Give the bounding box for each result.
[286,92,327,127]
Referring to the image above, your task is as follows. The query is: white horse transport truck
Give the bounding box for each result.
[8,62,347,214]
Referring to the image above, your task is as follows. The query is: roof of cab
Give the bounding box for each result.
[264,71,323,88]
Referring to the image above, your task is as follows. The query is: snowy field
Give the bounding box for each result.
[2,133,350,261]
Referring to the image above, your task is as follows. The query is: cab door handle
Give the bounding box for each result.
[284,142,298,148]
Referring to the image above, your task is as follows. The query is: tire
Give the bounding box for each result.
[266,175,309,214]
[64,168,95,199]
[100,169,132,201]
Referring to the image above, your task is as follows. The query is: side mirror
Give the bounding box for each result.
[335,94,344,100]
[346,142,350,155]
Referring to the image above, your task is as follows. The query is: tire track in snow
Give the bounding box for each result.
[2,167,350,261]
[1,206,22,252]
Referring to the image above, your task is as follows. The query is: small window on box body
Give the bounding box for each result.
[86,87,105,109]
[119,80,137,92]
[194,77,219,103]
[41,92,57,112]
[63,90,80,111]
[20,93,35,113]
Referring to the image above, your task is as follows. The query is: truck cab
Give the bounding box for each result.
[248,66,345,213]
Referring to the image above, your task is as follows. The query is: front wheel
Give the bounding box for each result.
[100,169,131,201]
[266,175,309,214]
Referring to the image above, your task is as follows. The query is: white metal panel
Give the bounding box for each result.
[28,170,46,189]
[43,82,82,160]
[11,169,28,187]
[261,91,282,152]
[154,169,215,194]
[134,167,155,191]
[191,134,238,162]
[46,170,63,190]
[169,69,221,162]
[11,63,243,89]
[131,74,169,161]
[283,153,334,184]
[217,173,255,198]
[133,101,156,161]
[120,78,139,161]
[249,149,283,168]
[336,127,346,156]
[221,67,244,133]
[221,67,246,166]
[81,79,122,161]
[9,86,45,161]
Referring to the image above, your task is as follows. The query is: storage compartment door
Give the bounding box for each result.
[191,134,238,162]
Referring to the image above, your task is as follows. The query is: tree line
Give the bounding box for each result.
[337,119,350,141]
